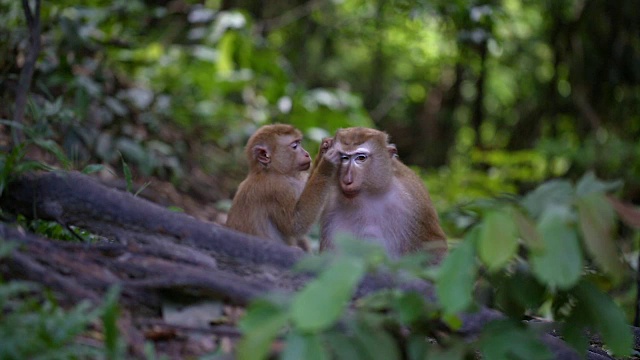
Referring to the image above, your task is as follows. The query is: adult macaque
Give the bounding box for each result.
[319,127,447,261]
[226,124,339,251]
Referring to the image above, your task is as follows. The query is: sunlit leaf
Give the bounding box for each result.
[436,229,478,315]
[577,193,624,283]
[237,299,289,360]
[531,206,583,290]
[291,256,365,332]
[521,180,573,219]
[477,209,518,271]
[217,32,236,76]
[575,171,622,197]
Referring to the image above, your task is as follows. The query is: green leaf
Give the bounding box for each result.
[352,314,401,360]
[133,181,151,197]
[479,320,553,360]
[324,330,367,360]
[513,209,545,253]
[281,331,329,360]
[495,269,546,317]
[563,310,590,357]
[394,291,428,324]
[436,229,478,315]
[120,154,133,193]
[333,233,387,265]
[33,139,71,169]
[101,285,125,360]
[292,252,332,274]
[0,241,19,258]
[575,171,622,197]
[571,281,632,356]
[217,32,236,75]
[531,206,583,290]
[14,160,53,174]
[356,289,395,311]
[291,256,366,332]
[237,299,289,360]
[522,180,573,219]
[577,193,624,282]
[81,164,104,174]
[477,209,519,271]
[423,341,468,360]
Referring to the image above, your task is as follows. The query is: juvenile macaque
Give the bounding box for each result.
[226,124,339,250]
[319,127,447,261]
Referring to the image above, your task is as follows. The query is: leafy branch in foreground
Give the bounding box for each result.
[436,172,632,357]
[0,241,124,359]
[238,172,634,359]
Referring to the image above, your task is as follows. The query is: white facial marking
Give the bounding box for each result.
[338,146,371,166]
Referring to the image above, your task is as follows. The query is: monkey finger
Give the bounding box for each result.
[323,148,341,165]
[321,137,334,150]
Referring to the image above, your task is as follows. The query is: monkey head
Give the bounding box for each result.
[333,127,398,199]
[246,124,311,174]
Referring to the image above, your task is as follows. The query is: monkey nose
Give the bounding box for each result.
[343,174,353,185]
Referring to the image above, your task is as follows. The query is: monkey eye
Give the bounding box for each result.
[291,141,300,150]
[340,154,350,162]
[354,154,368,163]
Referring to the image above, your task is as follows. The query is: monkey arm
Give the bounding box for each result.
[271,156,337,238]
[309,137,334,177]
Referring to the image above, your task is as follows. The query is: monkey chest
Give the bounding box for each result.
[326,199,410,255]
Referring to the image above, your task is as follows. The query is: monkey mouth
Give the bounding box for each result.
[341,189,359,199]
[299,161,311,171]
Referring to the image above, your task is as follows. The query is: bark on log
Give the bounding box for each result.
[0,171,616,359]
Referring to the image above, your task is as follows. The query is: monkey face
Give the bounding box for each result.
[275,134,311,172]
[337,147,370,198]
[334,128,395,198]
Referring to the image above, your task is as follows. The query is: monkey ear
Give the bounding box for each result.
[253,145,271,166]
[387,144,398,158]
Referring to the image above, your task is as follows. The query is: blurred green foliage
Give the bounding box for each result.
[0,241,124,359]
[239,174,633,359]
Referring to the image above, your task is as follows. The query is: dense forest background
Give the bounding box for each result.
[3,0,640,207]
[1,0,640,358]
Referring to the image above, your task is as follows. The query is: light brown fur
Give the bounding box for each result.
[226,124,339,250]
[319,127,447,261]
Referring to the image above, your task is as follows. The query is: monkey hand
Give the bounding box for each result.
[322,147,341,166]
[320,137,334,154]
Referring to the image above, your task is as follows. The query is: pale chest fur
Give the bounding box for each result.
[321,179,414,256]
